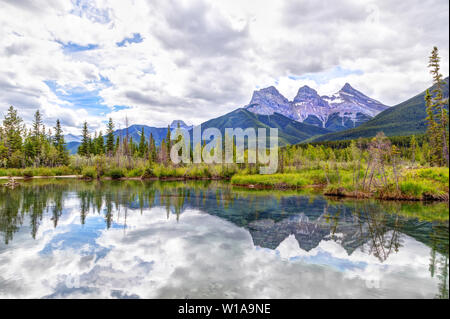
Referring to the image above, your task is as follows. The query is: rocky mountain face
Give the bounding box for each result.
[246,83,389,131]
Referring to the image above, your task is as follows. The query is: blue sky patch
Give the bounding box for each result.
[116,33,143,47]
[45,80,113,118]
[57,41,99,53]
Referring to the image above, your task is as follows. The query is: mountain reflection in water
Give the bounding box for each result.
[0,179,448,299]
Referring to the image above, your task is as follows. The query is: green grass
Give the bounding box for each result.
[0,166,77,177]
[81,167,97,179]
[395,167,449,200]
[125,168,145,178]
[105,167,125,179]
[231,166,449,201]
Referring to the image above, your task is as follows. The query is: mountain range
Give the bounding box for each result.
[308,76,449,142]
[66,120,192,154]
[246,83,388,131]
[65,78,448,154]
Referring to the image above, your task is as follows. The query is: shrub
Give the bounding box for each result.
[33,167,53,176]
[81,167,97,179]
[107,167,125,179]
[141,166,155,179]
[53,166,74,176]
[22,168,34,178]
[126,168,144,178]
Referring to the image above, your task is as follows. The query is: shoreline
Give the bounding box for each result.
[232,183,448,202]
[2,174,448,202]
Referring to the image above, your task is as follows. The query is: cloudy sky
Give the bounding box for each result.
[0,0,449,134]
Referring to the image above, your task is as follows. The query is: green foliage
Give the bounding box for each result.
[126,168,144,178]
[106,167,125,179]
[141,166,155,178]
[81,166,97,179]
[399,180,435,197]
[106,118,115,156]
[78,122,90,157]
[22,168,34,178]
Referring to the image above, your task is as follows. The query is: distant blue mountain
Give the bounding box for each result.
[65,120,194,154]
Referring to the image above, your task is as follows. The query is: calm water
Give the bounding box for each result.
[0,179,448,299]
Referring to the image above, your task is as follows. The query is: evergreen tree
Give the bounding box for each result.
[32,110,43,160]
[428,47,449,166]
[2,106,23,160]
[149,133,156,163]
[106,118,115,156]
[53,119,68,165]
[89,133,96,155]
[78,121,90,156]
[138,127,147,158]
[96,131,104,155]
[425,89,440,164]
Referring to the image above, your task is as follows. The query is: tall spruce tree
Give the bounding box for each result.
[428,47,449,166]
[425,89,441,164]
[32,110,43,160]
[96,131,104,155]
[138,127,147,158]
[106,118,115,156]
[53,119,68,165]
[2,106,23,160]
[78,121,90,156]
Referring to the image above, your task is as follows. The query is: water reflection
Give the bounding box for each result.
[0,179,448,298]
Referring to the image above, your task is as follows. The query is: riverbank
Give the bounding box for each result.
[231,167,449,202]
[1,166,448,202]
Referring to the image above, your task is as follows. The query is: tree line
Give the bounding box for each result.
[0,108,68,168]
[0,47,447,171]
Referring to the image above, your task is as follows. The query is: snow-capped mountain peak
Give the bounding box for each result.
[246,86,294,117]
[245,83,389,131]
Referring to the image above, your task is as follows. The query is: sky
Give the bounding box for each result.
[0,0,449,135]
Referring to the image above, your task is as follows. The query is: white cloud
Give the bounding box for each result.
[0,0,448,134]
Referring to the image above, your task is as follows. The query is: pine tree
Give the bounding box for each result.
[2,106,23,159]
[149,133,156,163]
[106,118,115,156]
[428,47,449,166]
[53,119,68,165]
[425,89,440,164]
[138,127,147,158]
[78,121,90,156]
[96,131,104,155]
[89,133,96,155]
[32,110,43,161]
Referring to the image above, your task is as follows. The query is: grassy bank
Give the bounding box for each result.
[2,162,448,202]
[231,167,449,201]
[1,163,240,180]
